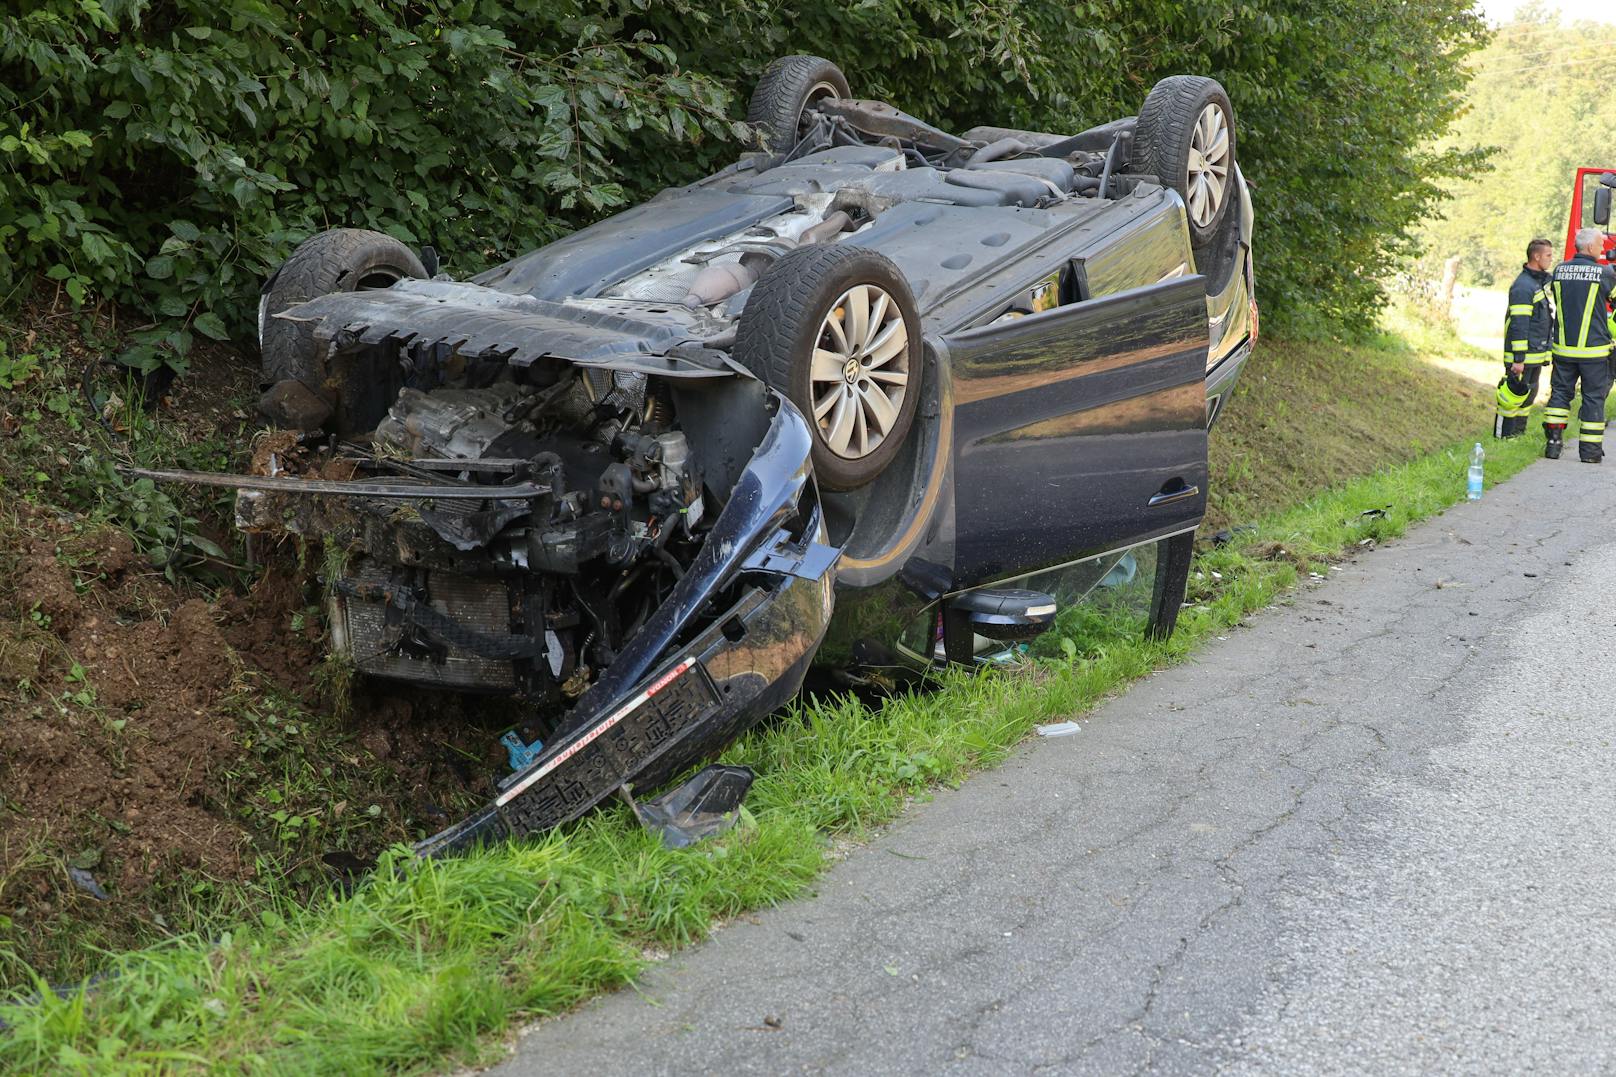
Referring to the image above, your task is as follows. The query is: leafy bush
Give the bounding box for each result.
[0,0,736,372]
[0,0,1487,362]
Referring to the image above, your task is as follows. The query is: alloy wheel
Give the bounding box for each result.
[809,284,910,460]
[1186,103,1231,228]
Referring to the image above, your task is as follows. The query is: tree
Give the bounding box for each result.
[1418,7,1616,288]
[0,0,1489,359]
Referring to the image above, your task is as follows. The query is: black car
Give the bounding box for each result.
[148,56,1255,852]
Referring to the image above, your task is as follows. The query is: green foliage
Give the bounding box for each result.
[0,342,246,579]
[0,0,736,369]
[2,0,1485,357]
[1418,9,1616,288]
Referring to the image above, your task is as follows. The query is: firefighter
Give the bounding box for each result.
[1496,238,1556,438]
[1544,227,1616,461]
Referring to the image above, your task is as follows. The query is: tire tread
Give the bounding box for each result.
[259,228,423,389]
[745,55,850,154]
[1134,75,1235,247]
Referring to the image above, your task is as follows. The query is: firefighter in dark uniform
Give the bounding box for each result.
[1496,238,1556,438]
[1544,228,1616,461]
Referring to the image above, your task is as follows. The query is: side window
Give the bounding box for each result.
[1583,172,1602,229]
[893,539,1171,666]
[978,266,1076,328]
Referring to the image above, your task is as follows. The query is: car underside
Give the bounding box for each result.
[140,56,1256,853]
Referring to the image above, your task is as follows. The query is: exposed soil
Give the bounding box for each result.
[0,497,506,982]
[2,513,243,889]
[0,300,508,986]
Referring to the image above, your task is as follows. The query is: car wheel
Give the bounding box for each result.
[1135,76,1236,248]
[258,228,425,428]
[735,244,922,491]
[745,55,851,155]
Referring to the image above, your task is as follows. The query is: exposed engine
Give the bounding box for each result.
[258,360,709,723]
[604,193,860,309]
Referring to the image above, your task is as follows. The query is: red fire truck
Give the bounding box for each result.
[1565,167,1616,262]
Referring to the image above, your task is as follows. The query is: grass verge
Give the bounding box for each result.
[0,415,1549,1074]
[1205,324,1494,532]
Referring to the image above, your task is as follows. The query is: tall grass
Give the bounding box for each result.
[0,429,1546,1075]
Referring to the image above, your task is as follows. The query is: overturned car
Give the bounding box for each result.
[146,57,1255,852]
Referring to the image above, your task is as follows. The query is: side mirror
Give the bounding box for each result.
[1599,172,1616,189]
[1596,187,1612,227]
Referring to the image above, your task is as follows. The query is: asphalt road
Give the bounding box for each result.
[490,458,1616,1076]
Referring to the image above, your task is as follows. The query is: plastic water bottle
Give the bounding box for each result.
[1467,442,1484,500]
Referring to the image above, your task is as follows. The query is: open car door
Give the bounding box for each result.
[943,274,1211,586]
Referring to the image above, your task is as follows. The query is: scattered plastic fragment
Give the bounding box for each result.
[633,764,754,849]
[67,866,109,901]
[500,730,544,772]
[1036,721,1081,737]
[1210,525,1259,546]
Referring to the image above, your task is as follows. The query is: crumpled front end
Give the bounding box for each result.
[140,278,842,847]
[415,396,837,853]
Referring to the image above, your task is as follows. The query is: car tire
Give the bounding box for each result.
[258,228,425,427]
[1135,76,1236,248]
[735,244,922,491]
[745,55,851,155]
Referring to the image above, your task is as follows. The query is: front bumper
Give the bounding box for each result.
[414,396,838,854]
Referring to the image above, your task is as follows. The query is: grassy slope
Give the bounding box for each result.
[1207,325,1493,533]
[0,323,1549,1073]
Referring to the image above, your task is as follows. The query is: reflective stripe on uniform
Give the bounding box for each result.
[1524,351,1551,364]
[1551,275,1600,352]
[1579,420,1606,443]
[1507,304,1534,315]
[1545,407,1571,423]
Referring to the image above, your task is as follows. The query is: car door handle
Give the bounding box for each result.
[1148,483,1200,507]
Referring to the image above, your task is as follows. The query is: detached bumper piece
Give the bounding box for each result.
[632,764,755,849]
[414,568,829,855]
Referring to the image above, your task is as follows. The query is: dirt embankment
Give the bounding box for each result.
[2,515,246,892]
[0,308,507,985]
[0,502,507,984]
